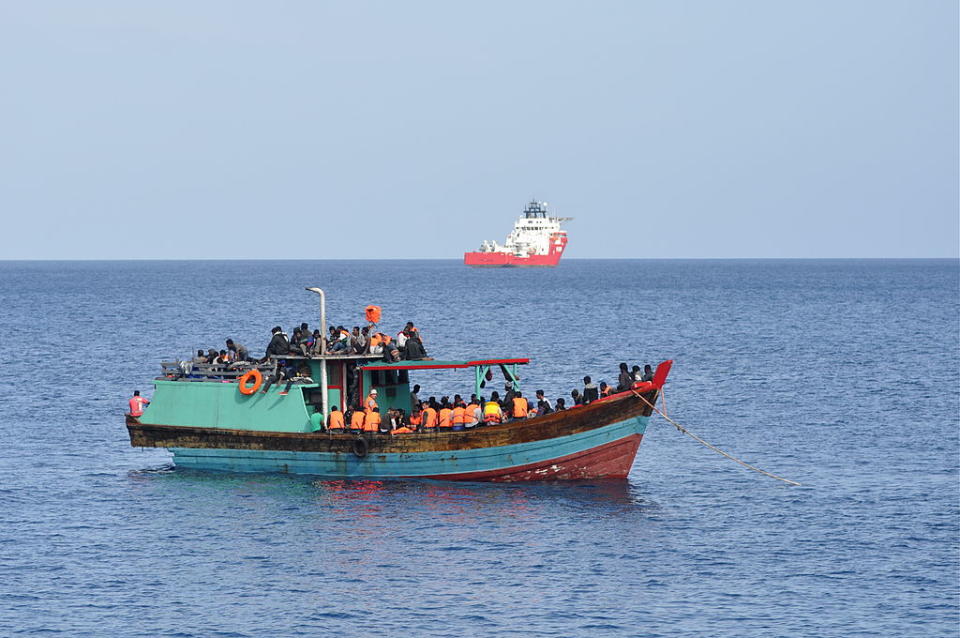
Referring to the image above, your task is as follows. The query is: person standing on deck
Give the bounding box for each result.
[410,384,421,408]
[128,390,150,417]
[365,389,379,413]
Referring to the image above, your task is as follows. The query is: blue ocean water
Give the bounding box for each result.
[0,259,957,637]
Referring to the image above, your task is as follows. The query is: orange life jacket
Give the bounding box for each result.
[438,408,453,428]
[328,411,345,430]
[365,305,381,323]
[392,426,413,434]
[365,395,378,413]
[350,411,365,430]
[464,404,480,424]
[512,397,528,418]
[363,411,381,432]
[369,334,383,348]
[409,413,423,426]
[483,401,502,423]
[452,406,466,425]
[423,407,438,428]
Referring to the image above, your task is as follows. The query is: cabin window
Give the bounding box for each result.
[327,363,342,386]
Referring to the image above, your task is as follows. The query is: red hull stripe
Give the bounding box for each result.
[417,433,642,482]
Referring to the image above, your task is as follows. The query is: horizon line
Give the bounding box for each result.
[0,256,958,262]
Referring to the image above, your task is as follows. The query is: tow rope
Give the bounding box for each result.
[632,390,802,487]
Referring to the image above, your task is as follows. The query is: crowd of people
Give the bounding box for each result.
[187,320,429,368]
[322,362,656,435]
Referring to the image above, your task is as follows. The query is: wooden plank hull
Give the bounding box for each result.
[126,390,657,481]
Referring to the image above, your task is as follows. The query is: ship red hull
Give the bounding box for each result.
[463,251,563,267]
[421,433,642,481]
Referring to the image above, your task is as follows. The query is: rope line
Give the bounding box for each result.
[633,390,801,487]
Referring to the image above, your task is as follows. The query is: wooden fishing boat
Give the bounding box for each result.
[125,289,672,481]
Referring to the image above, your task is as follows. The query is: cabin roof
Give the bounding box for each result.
[361,358,529,371]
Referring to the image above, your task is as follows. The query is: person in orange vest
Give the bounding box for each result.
[363,407,381,433]
[349,406,365,431]
[451,402,467,431]
[327,406,345,432]
[438,403,453,429]
[511,391,528,420]
[464,399,480,428]
[365,389,379,413]
[483,393,503,424]
[422,402,438,430]
[408,407,423,432]
[128,390,150,417]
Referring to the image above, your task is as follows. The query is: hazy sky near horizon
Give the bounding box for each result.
[1,1,956,259]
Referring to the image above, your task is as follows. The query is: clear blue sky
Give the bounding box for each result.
[1,1,956,259]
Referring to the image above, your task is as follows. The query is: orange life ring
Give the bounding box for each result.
[238,369,263,395]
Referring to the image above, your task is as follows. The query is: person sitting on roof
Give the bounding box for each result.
[617,362,634,392]
[582,376,599,404]
[262,326,290,363]
[484,392,503,424]
[307,329,322,355]
[368,332,384,355]
[327,406,345,432]
[226,339,249,362]
[403,332,428,360]
[327,326,350,354]
[289,327,303,354]
[511,391,528,420]
[206,348,219,364]
[350,326,366,354]
[363,406,381,433]
[383,340,401,363]
[395,328,408,350]
[192,349,207,365]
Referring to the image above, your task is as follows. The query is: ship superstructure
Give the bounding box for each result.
[464,200,572,267]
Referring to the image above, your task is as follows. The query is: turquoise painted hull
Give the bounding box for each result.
[169,415,648,479]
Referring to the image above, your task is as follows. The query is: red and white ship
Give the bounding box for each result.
[464,200,572,267]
